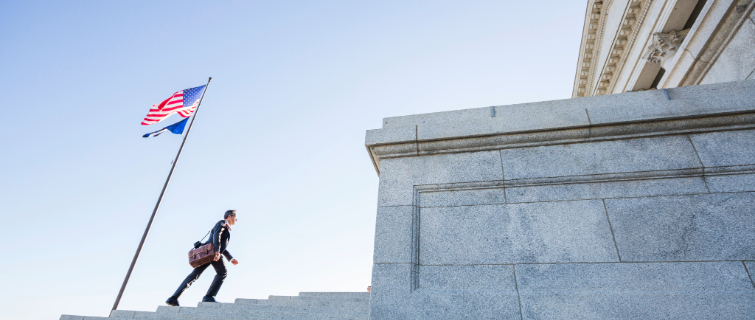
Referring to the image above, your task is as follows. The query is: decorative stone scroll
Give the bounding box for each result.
[644,28,690,64]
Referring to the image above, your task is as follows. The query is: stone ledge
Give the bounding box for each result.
[366,80,755,175]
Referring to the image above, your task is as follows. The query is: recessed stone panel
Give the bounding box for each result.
[706,173,755,193]
[418,265,515,291]
[419,201,618,264]
[690,129,755,167]
[378,151,503,206]
[419,188,506,207]
[606,193,755,261]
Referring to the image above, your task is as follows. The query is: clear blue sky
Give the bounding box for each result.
[0,1,586,318]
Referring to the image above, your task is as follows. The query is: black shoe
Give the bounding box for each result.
[201,296,217,303]
[165,296,180,307]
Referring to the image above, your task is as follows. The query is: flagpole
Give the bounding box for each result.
[112,77,212,312]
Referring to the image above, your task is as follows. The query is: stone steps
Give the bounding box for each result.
[60,292,370,320]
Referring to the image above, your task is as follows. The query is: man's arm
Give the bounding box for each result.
[222,250,233,261]
[212,223,225,252]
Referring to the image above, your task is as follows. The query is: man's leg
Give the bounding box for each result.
[203,258,227,301]
[170,263,210,300]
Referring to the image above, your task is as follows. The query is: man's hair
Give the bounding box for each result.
[224,210,237,219]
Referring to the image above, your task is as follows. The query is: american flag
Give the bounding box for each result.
[141,85,206,125]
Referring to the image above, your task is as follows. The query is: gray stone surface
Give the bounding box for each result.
[369,263,414,319]
[371,263,413,295]
[746,261,755,288]
[79,292,372,320]
[418,265,515,291]
[588,80,755,124]
[690,129,755,167]
[606,193,755,261]
[108,310,135,319]
[419,187,506,207]
[701,18,755,85]
[366,80,755,148]
[373,205,415,263]
[59,316,83,320]
[371,264,521,319]
[415,101,589,141]
[408,291,521,320]
[517,261,753,290]
[378,151,502,206]
[499,136,701,181]
[365,126,416,146]
[706,173,755,193]
[419,200,618,264]
[518,262,755,320]
[507,176,708,203]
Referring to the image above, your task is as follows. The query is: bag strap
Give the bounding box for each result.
[199,229,211,242]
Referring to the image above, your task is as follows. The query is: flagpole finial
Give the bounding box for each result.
[208,77,212,81]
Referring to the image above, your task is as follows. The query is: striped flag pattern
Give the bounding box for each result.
[141,85,206,125]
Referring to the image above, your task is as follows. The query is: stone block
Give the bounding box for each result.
[500,136,701,181]
[507,177,707,203]
[196,301,223,308]
[369,263,414,319]
[690,129,755,167]
[418,187,506,207]
[706,173,755,193]
[155,305,180,313]
[371,263,414,295]
[418,265,515,291]
[415,101,589,141]
[517,261,752,290]
[415,107,504,141]
[409,291,522,320]
[606,193,755,261]
[380,107,490,129]
[745,261,755,287]
[587,80,755,125]
[133,311,169,319]
[108,310,135,318]
[419,200,618,264]
[365,126,416,146]
[377,151,503,206]
[298,292,370,299]
[517,262,755,320]
[701,19,755,84]
[374,206,415,264]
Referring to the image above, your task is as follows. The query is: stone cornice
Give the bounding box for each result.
[367,80,755,176]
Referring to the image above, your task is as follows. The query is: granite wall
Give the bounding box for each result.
[365,80,755,319]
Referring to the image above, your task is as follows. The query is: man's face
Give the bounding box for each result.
[227,214,238,226]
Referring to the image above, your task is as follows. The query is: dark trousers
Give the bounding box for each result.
[172,258,227,298]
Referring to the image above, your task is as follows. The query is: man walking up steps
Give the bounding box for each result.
[166,210,239,306]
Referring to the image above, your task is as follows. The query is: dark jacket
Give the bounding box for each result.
[205,220,233,261]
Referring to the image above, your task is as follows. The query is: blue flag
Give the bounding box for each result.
[142,118,189,138]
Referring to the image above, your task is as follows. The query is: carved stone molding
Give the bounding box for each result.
[573,0,659,97]
[600,0,653,95]
[574,0,613,98]
[644,29,690,64]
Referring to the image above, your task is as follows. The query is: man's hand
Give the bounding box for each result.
[213,252,221,261]
[231,259,239,265]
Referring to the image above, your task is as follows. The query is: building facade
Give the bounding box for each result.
[573,0,755,96]
[366,1,755,318]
